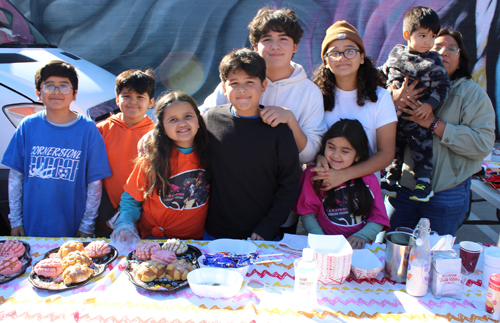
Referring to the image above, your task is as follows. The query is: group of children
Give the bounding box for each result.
[3,5,450,249]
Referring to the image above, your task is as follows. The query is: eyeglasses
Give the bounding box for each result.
[432,45,460,56]
[325,49,361,61]
[41,84,73,95]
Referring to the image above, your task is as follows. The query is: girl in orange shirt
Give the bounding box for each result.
[111,91,210,243]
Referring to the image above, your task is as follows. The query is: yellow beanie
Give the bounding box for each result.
[321,21,365,59]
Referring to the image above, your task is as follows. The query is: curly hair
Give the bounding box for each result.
[140,91,210,199]
[313,57,385,111]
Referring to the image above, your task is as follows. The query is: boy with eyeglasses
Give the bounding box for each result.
[379,6,450,202]
[2,60,111,237]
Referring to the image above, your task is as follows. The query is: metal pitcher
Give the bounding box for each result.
[385,230,414,282]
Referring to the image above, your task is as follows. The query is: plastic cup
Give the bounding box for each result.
[459,241,483,273]
[483,264,500,288]
[484,247,500,268]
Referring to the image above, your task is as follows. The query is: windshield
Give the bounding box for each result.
[0,0,52,47]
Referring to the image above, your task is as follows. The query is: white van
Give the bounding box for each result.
[0,0,117,232]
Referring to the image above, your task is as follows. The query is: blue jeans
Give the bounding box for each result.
[385,177,471,235]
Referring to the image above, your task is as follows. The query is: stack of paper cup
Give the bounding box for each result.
[484,247,500,288]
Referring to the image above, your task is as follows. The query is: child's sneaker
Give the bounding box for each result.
[409,180,434,202]
[381,180,398,198]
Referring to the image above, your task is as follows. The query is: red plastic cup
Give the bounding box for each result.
[459,241,483,273]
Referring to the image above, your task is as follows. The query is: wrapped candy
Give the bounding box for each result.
[203,252,281,268]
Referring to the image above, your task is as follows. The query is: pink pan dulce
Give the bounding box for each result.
[150,250,177,265]
[34,258,63,277]
[0,240,25,258]
[85,241,111,258]
[136,241,161,261]
[0,255,22,276]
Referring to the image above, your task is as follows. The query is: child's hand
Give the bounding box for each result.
[76,230,93,238]
[260,106,292,127]
[250,232,265,241]
[413,102,433,121]
[10,225,25,236]
[347,235,367,249]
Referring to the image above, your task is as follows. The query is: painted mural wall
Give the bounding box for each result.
[11,0,500,131]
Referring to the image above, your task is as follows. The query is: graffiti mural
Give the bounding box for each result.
[12,0,500,132]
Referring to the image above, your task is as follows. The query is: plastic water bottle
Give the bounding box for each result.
[406,218,431,296]
[294,248,318,307]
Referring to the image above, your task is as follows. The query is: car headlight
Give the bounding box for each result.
[3,103,45,127]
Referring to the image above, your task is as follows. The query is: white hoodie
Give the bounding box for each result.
[199,62,326,164]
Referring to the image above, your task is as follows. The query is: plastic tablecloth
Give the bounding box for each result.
[0,237,492,322]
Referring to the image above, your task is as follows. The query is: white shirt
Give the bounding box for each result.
[324,86,397,156]
[199,62,327,164]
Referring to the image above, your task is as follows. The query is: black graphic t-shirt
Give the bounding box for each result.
[323,184,364,227]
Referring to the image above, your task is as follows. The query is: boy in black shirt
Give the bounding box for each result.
[203,48,301,241]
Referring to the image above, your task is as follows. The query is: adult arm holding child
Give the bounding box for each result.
[312,122,396,190]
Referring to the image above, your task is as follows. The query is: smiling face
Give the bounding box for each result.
[433,35,461,77]
[36,76,77,112]
[324,136,359,170]
[162,101,200,148]
[404,27,436,53]
[254,30,298,70]
[325,39,364,83]
[222,69,267,117]
[116,87,154,127]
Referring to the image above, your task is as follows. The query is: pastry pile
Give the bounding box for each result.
[134,239,193,282]
[0,240,26,276]
[34,240,112,286]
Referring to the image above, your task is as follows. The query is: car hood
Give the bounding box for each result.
[0,48,116,114]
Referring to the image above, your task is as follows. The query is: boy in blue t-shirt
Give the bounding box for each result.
[2,60,112,237]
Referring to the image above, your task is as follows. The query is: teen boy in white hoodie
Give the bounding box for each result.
[199,6,326,165]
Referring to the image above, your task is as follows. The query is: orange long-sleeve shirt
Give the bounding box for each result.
[97,114,154,208]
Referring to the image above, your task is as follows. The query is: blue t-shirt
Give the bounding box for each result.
[2,112,112,237]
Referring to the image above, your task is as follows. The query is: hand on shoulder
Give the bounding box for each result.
[260,106,293,127]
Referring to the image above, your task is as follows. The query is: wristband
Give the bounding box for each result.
[429,117,441,134]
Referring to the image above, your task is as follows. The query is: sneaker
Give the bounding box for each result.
[409,180,434,202]
[381,180,398,198]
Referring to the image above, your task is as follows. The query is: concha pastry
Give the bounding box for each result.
[58,241,84,258]
[0,240,25,258]
[136,260,165,282]
[62,264,93,285]
[165,259,194,280]
[84,241,111,258]
[0,255,22,276]
[61,251,92,269]
[135,241,161,261]
[150,250,177,266]
[161,238,188,256]
[34,258,63,277]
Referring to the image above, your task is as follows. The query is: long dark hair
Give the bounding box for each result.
[313,56,385,111]
[315,119,373,217]
[436,27,471,80]
[140,91,210,199]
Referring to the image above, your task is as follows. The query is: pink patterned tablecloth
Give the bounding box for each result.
[0,237,492,322]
